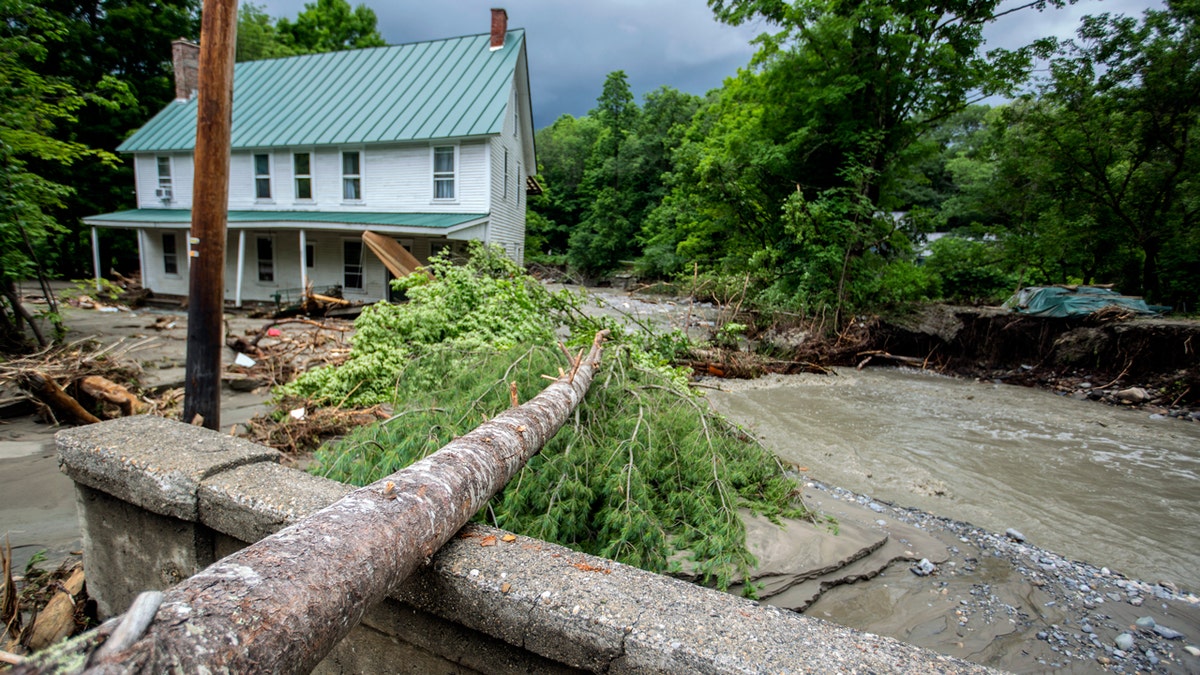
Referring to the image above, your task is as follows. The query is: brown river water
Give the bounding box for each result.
[706,367,1200,594]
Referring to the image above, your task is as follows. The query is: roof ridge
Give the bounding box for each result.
[236,27,525,67]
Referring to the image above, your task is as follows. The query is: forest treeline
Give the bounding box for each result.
[529,0,1200,320]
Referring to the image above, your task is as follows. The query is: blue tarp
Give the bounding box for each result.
[1003,286,1169,318]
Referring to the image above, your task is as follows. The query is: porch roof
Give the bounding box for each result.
[84,209,488,233]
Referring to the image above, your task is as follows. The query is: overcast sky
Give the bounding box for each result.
[254,0,1165,130]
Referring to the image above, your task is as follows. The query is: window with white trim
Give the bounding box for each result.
[343,240,364,290]
[155,157,173,201]
[503,147,509,201]
[162,232,178,275]
[256,235,274,282]
[294,152,312,201]
[342,151,361,200]
[254,153,272,200]
[517,161,522,206]
[305,243,315,269]
[433,146,455,200]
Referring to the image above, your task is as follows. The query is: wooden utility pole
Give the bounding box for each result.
[183,0,238,431]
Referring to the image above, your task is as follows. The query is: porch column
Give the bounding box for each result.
[234,230,246,308]
[299,229,308,294]
[91,226,102,292]
[137,230,147,286]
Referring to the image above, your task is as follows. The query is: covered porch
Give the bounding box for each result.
[82,210,488,305]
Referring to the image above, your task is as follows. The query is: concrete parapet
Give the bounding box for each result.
[57,417,999,673]
[58,415,278,521]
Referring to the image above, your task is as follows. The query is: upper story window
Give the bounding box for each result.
[433,146,455,200]
[156,157,173,201]
[162,232,178,275]
[254,153,272,200]
[342,151,361,201]
[294,152,312,201]
[503,148,509,201]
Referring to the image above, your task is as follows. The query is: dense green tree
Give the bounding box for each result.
[1020,1,1199,303]
[612,0,1050,318]
[557,75,701,277]
[237,3,300,62]
[940,2,1199,306]
[0,0,127,349]
[275,0,386,55]
[527,114,602,263]
[23,0,198,280]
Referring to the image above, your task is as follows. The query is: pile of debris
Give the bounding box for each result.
[0,338,153,424]
[0,313,354,429]
[224,317,353,392]
[2,544,90,665]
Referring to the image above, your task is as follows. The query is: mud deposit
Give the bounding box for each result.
[708,368,1200,672]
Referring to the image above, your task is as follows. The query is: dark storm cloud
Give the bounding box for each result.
[254,0,759,127]
[983,0,1166,51]
[255,0,1165,129]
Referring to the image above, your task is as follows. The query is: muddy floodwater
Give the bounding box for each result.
[707,368,1200,593]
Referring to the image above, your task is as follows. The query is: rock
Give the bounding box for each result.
[1135,616,1156,629]
[1153,625,1184,640]
[1115,633,1135,651]
[911,559,936,577]
[868,502,885,513]
[1184,645,1200,657]
[1114,387,1150,404]
[1130,596,1144,606]
[1081,623,1093,633]
[1005,528,1026,542]
[1146,649,1160,666]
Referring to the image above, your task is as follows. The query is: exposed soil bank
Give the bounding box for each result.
[864,306,1200,416]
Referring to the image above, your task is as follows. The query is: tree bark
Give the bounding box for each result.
[2,279,45,348]
[42,331,610,675]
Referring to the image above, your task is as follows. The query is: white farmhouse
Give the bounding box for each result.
[85,9,537,305]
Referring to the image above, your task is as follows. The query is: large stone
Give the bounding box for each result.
[1114,387,1151,404]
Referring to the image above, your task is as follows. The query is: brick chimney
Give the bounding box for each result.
[489,8,507,51]
[172,38,200,101]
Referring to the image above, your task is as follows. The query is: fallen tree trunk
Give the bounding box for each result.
[16,371,101,425]
[17,331,610,675]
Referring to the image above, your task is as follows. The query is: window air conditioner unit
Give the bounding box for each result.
[155,187,173,200]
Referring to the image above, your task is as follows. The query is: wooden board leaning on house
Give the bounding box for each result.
[362,231,434,280]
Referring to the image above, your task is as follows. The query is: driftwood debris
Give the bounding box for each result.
[16,372,101,425]
[17,331,610,675]
[25,567,85,652]
[855,350,928,370]
[78,376,145,417]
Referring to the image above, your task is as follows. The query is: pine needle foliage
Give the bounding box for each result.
[296,244,807,590]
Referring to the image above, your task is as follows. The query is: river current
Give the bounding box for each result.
[706,368,1200,593]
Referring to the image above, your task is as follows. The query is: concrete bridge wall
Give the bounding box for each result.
[56,416,995,673]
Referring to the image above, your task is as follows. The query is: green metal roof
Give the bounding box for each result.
[84,209,487,229]
[118,29,525,152]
